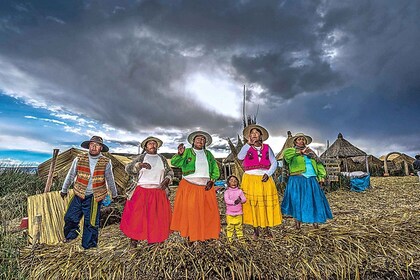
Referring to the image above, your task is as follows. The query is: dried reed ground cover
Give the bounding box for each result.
[20,177,420,279]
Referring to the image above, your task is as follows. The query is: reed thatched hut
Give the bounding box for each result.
[379,153,415,176]
[275,131,294,161]
[224,136,245,181]
[351,155,383,176]
[320,133,368,173]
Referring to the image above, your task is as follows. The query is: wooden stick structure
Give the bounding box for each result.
[44,149,59,193]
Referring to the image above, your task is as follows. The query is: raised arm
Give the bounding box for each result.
[237,143,250,160]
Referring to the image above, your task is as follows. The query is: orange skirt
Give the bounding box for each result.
[170,179,220,241]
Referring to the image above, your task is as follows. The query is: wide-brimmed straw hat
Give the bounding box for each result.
[187,131,212,146]
[243,124,269,141]
[140,136,163,149]
[81,136,109,152]
[292,133,312,145]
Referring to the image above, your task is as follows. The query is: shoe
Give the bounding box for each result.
[252,228,260,240]
[130,239,138,248]
[264,228,273,239]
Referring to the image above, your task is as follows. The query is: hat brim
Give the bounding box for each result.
[187,131,212,146]
[243,124,269,141]
[292,134,312,145]
[141,137,163,149]
[81,141,109,152]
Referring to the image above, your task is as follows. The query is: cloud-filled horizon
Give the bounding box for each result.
[1,0,419,165]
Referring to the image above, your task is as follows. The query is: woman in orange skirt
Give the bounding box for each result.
[120,136,174,246]
[170,131,220,241]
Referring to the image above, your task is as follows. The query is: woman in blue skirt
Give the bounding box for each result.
[281,133,333,229]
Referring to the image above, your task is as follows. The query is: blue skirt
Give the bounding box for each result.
[281,175,333,223]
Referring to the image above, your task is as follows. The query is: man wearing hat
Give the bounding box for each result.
[60,136,118,249]
[170,131,221,242]
[238,124,281,239]
[120,136,174,246]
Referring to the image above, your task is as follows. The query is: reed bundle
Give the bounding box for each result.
[27,190,82,245]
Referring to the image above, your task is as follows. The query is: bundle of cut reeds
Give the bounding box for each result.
[27,190,82,245]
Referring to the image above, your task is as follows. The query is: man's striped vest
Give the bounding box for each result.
[73,154,109,202]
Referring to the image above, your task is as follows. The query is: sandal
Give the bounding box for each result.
[264,228,273,239]
[130,239,138,248]
[252,228,260,240]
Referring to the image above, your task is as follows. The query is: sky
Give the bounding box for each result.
[1,0,419,166]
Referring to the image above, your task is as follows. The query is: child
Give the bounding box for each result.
[224,175,246,242]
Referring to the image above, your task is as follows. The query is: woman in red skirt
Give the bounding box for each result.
[120,136,174,247]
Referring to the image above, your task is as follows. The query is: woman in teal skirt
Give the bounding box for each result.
[281,133,332,229]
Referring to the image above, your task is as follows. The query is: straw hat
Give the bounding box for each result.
[243,124,269,141]
[81,136,109,152]
[140,136,163,149]
[292,133,312,145]
[187,131,212,146]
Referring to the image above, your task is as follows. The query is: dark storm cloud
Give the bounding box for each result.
[1,0,419,155]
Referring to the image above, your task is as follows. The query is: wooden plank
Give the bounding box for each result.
[328,175,339,182]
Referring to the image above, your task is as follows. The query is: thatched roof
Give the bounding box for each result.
[276,131,294,160]
[379,153,415,162]
[223,135,244,163]
[225,137,244,179]
[321,133,367,159]
[351,155,382,165]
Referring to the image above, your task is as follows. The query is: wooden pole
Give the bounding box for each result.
[404,161,409,176]
[44,149,59,193]
[242,85,247,129]
[33,214,42,247]
[365,156,369,174]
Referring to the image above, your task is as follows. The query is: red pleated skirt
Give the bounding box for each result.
[170,179,220,241]
[120,186,172,243]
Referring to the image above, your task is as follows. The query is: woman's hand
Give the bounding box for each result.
[303,147,315,156]
[261,174,269,182]
[135,162,151,170]
[160,178,170,189]
[177,143,185,155]
[205,180,214,191]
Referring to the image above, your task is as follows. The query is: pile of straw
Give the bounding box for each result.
[20,177,420,279]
